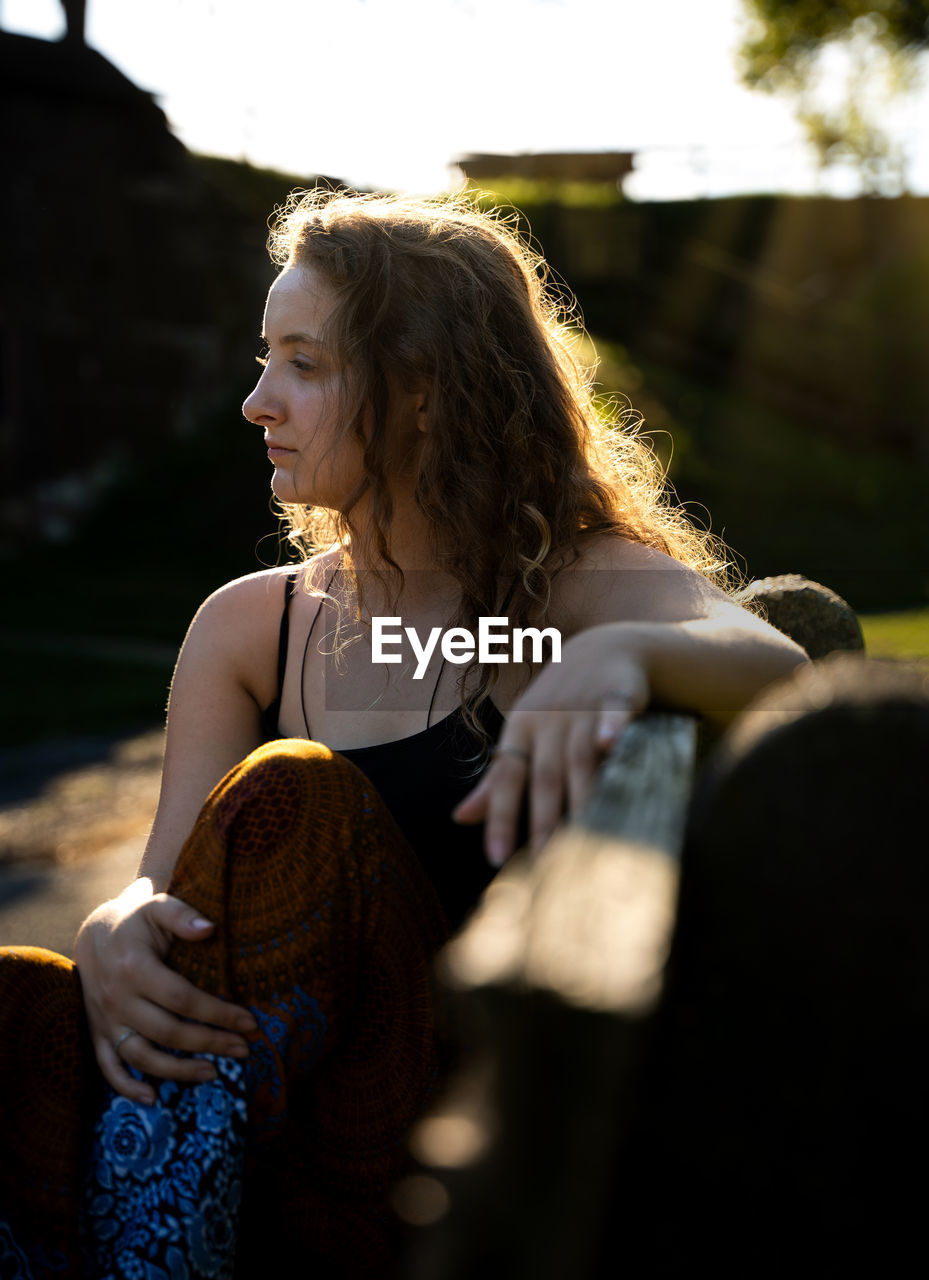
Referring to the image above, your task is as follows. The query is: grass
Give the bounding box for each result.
[468,178,625,210]
[859,606,929,661]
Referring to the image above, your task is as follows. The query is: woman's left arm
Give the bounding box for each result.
[454,546,808,864]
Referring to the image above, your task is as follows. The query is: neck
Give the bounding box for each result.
[334,491,462,619]
[343,485,446,574]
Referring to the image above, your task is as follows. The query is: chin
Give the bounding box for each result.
[270,472,307,505]
[271,463,363,512]
[271,479,334,511]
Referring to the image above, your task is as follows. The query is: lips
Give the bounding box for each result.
[266,440,297,460]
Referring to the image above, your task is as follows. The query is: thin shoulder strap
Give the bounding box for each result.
[299,560,342,738]
[426,649,445,730]
[273,571,300,706]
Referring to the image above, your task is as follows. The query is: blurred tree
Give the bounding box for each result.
[739,1,929,191]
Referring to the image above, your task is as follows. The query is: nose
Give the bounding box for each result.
[242,369,280,427]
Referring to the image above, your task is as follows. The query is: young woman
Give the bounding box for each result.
[0,190,806,1278]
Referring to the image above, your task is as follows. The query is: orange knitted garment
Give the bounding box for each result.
[0,740,450,1278]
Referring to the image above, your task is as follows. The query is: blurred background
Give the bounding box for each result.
[1,0,927,931]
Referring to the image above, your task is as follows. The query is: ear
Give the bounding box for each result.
[411,382,430,434]
[415,393,429,434]
[392,377,430,437]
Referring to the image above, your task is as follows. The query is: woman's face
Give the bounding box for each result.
[242,265,362,509]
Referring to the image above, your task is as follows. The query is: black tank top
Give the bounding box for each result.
[259,572,509,929]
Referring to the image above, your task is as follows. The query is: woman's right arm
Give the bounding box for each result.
[74,570,290,1104]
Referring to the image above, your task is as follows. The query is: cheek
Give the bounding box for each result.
[291,390,333,442]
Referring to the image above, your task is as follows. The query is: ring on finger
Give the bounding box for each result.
[492,745,531,765]
[114,1027,142,1055]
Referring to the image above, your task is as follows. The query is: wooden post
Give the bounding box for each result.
[597,654,929,1274]
[60,0,87,44]
[401,714,697,1278]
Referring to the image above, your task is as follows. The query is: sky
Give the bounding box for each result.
[6,0,929,199]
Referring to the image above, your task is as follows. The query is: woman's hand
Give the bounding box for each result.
[453,626,651,867]
[74,878,257,1105]
[453,601,807,866]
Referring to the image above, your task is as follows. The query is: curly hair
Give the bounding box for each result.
[265,188,732,747]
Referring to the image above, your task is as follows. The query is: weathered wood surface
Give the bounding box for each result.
[402,714,697,1279]
[444,712,697,1012]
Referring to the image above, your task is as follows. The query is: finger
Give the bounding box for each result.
[94,1036,157,1106]
[483,751,530,868]
[528,727,566,854]
[566,713,600,818]
[115,1030,222,1086]
[122,997,252,1059]
[148,893,216,941]
[451,772,491,824]
[595,692,637,750]
[130,958,256,1035]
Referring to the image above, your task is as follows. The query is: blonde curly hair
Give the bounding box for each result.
[265,188,732,747]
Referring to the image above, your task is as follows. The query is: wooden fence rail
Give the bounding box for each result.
[404,713,696,1279]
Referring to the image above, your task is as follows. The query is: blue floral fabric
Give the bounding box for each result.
[81,987,327,1279]
[0,1220,40,1278]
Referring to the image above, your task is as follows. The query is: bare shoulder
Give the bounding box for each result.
[178,560,306,698]
[192,551,337,633]
[189,566,290,644]
[550,533,729,633]
[189,551,343,696]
